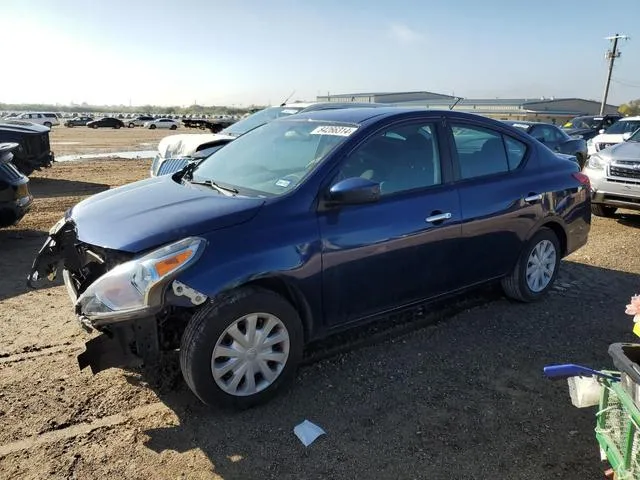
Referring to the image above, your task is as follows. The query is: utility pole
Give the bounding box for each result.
[600,33,629,115]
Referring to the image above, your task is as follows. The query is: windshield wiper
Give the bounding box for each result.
[189,179,239,196]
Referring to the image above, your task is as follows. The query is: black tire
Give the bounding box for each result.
[149,124,156,129]
[114,124,121,129]
[170,125,177,130]
[128,123,135,128]
[91,124,98,129]
[43,121,52,128]
[180,286,304,409]
[501,227,561,303]
[591,204,617,217]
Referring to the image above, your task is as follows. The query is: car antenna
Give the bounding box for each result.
[280,90,296,107]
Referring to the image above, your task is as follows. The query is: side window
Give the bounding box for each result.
[451,125,509,179]
[504,136,527,170]
[338,122,441,196]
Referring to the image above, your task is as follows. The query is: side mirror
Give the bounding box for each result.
[325,177,380,206]
[599,128,606,134]
[622,132,632,141]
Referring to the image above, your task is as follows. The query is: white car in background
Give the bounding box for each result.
[143,118,180,130]
[6,112,60,128]
[587,116,640,156]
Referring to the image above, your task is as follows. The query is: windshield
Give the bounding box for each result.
[191,120,358,196]
[628,128,640,142]
[604,120,640,135]
[220,106,306,137]
[563,116,600,129]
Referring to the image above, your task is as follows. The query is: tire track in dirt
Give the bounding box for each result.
[0,402,167,457]
[0,342,81,365]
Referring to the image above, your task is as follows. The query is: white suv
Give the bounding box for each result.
[587,116,640,156]
[8,112,60,128]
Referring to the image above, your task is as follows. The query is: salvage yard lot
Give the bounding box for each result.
[1,129,639,479]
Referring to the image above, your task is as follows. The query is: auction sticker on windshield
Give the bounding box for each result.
[310,125,357,136]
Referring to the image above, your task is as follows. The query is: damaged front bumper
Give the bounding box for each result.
[28,221,208,374]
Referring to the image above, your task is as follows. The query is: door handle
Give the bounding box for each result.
[425,212,452,224]
[524,193,543,203]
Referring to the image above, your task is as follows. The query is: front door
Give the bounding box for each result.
[318,120,462,327]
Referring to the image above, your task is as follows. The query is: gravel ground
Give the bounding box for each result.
[0,128,639,479]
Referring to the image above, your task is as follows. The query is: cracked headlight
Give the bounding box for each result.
[587,154,606,170]
[76,237,206,322]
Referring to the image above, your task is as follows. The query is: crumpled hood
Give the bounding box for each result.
[593,140,640,160]
[157,133,235,159]
[69,175,264,252]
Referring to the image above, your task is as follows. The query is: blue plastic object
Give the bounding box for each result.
[543,364,620,381]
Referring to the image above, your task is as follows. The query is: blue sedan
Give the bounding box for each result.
[29,107,591,408]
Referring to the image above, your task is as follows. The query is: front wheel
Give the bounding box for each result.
[114,124,121,129]
[180,287,304,409]
[501,228,561,302]
[43,122,52,128]
[128,123,135,128]
[170,125,177,130]
[149,124,156,129]
[591,204,617,217]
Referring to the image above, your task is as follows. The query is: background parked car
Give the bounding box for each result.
[0,143,33,227]
[505,121,588,168]
[6,112,60,128]
[588,116,640,155]
[583,126,640,217]
[127,115,155,127]
[562,114,622,141]
[30,108,591,408]
[64,116,94,127]
[150,102,386,177]
[144,118,180,130]
[86,117,125,129]
[0,121,54,176]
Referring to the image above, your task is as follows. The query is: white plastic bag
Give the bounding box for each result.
[568,376,602,408]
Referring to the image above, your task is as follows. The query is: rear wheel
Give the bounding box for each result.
[114,124,121,129]
[591,204,617,217]
[43,121,52,128]
[180,287,304,409]
[128,123,135,128]
[170,125,177,130]
[502,228,561,302]
[149,124,156,129]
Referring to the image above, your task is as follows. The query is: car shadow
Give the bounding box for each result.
[27,177,110,199]
[0,228,61,301]
[129,261,640,479]
[616,211,640,229]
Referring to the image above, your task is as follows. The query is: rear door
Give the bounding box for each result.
[446,120,540,285]
[318,118,462,326]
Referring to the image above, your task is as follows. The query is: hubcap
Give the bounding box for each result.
[211,313,290,397]
[525,239,557,293]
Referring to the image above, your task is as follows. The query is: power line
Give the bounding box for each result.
[600,33,630,114]
[612,78,640,88]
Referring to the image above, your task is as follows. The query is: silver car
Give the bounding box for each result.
[583,128,640,217]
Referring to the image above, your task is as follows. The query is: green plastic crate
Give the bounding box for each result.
[596,375,640,479]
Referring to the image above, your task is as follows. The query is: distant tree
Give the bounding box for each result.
[619,100,640,116]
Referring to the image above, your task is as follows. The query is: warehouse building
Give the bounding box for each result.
[316,91,619,124]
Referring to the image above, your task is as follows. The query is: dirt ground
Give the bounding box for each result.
[1,128,639,479]
[49,126,171,156]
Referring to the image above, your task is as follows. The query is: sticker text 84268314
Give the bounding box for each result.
[310,125,358,137]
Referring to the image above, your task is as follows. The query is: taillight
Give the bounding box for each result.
[572,172,590,187]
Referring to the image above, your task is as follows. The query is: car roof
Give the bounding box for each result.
[279,106,436,124]
[618,116,640,121]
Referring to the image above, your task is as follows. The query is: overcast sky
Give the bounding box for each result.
[3,0,639,107]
